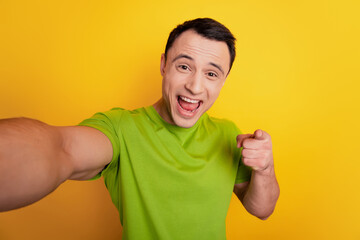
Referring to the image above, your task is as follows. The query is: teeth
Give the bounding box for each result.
[179,96,200,103]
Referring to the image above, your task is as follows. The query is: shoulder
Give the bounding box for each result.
[79,107,147,126]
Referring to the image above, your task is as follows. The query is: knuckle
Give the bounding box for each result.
[259,161,267,169]
[242,139,248,148]
[242,149,249,156]
[242,157,250,166]
[266,133,271,140]
[263,142,272,150]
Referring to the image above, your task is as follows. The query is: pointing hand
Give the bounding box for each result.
[236,129,274,173]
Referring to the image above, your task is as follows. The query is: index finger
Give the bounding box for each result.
[236,134,253,148]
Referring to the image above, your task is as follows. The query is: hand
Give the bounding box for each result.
[236,129,274,173]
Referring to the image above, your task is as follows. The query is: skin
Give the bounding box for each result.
[153,30,229,128]
[0,29,279,219]
[0,119,112,211]
[154,30,280,219]
[235,129,280,219]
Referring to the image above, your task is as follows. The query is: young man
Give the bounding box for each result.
[0,18,279,239]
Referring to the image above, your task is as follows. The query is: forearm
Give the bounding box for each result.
[242,167,280,220]
[0,118,72,211]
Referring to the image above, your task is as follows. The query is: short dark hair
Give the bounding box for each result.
[165,18,236,72]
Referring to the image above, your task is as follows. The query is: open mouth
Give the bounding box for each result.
[177,95,202,113]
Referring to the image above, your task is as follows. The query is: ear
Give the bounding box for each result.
[160,53,166,77]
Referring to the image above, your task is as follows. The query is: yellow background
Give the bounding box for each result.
[1,0,359,239]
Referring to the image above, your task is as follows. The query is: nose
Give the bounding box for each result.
[185,72,204,95]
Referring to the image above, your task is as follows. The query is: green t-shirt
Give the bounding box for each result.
[79,106,251,240]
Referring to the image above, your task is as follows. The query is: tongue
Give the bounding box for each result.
[179,98,199,111]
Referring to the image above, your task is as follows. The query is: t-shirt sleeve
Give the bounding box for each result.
[232,124,252,184]
[235,157,252,184]
[78,108,123,180]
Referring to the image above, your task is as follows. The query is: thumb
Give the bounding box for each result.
[236,134,253,148]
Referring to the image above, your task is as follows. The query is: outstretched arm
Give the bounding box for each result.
[0,117,112,212]
[233,129,280,220]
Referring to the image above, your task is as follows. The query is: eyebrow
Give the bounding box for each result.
[209,62,225,76]
[172,54,193,62]
[172,54,225,76]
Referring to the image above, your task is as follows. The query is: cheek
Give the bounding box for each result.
[207,82,224,100]
[163,73,186,92]
[162,80,171,101]
[162,76,177,101]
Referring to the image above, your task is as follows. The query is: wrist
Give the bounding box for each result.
[253,164,275,177]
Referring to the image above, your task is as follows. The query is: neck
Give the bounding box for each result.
[153,98,174,125]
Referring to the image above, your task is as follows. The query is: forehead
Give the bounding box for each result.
[168,30,230,70]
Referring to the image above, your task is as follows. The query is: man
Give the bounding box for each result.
[0,18,279,239]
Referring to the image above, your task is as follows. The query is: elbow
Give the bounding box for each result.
[256,194,280,220]
[247,194,279,221]
[243,201,278,221]
[256,210,274,220]
[249,206,275,220]
[259,186,280,220]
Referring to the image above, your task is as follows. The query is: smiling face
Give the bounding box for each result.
[153,30,231,128]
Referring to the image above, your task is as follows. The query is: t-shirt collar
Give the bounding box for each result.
[144,105,206,133]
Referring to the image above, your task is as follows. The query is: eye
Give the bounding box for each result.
[207,72,218,78]
[177,64,190,72]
